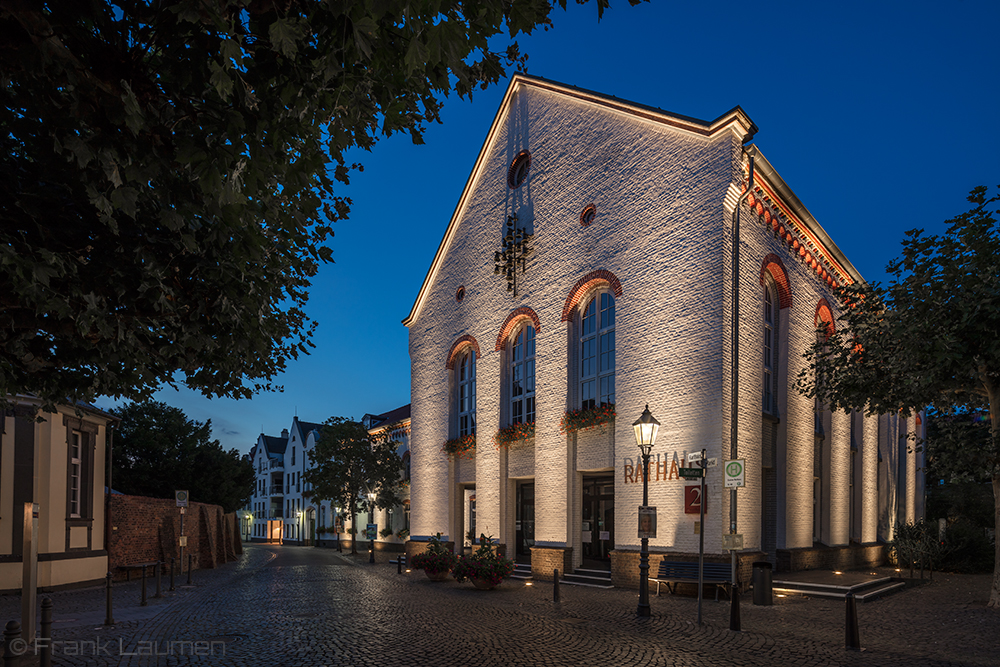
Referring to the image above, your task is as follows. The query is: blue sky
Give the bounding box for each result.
[99,0,1000,454]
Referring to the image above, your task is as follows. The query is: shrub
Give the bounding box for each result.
[410,533,457,574]
[452,534,515,587]
[442,434,476,459]
[560,405,615,433]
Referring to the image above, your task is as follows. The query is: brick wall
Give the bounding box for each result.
[108,494,240,579]
[530,547,572,581]
[776,543,885,572]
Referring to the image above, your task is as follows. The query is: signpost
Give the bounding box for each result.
[678,467,703,479]
[724,460,746,488]
[176,491,188,582]
[696,449,707,625]
[638,506,657,539]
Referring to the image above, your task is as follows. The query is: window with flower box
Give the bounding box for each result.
[580,291,615,411]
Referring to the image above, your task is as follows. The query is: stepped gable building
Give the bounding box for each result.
[403,74,923,584]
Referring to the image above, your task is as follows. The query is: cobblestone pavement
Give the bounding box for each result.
[2,545,997,666]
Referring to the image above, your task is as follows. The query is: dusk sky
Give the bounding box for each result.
[100,0,1000,455]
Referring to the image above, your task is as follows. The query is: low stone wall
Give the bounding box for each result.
[108,494,240,580]
[776,543,884,572]
[530,547,572,581]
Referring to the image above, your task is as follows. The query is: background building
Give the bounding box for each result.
[404,75,923,585]
[1,398,115,592]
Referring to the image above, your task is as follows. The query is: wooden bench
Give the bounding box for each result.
[118,561,161,581]
[650,561,733,601]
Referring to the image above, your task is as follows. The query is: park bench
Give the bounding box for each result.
[118,561,161,581]
[649,561,732,601]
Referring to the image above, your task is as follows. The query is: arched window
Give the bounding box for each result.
[763,282,777,414]
[580,292,615,410]
[509,324,536,424]
[457,348,476,436]
[402,451,411,481]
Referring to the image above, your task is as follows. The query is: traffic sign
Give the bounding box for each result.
[706,457,719,468]
[724,460,745,488]
[722,533,744,550]
[687,451,703,463]
[679,467,704,479]
[175,490,189,507]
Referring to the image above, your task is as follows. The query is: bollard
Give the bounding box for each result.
[730,584,741,631]
[154,561,163,598]
[187,554,193,585]
[752,561,773,606]
[105,571,115,626]
[553,569,560,604]
[3,620,21,667]
[140,565,148,606]
[169,557,175,591]
[40,598,52,667]
[397,554,403,574]
[845,592,862,651]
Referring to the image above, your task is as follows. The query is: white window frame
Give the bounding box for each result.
[69,430,82,518]
[580,292,615,410]
[457,349,476,436]
[763,282,776,414]
[508,324,536,425]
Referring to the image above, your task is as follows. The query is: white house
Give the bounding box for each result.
[403,75,923,585]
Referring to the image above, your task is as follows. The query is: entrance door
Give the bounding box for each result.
[515,482,535,563]
[581,476,614,567]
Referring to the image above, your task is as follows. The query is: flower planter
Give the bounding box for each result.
[470,576,498,590]
[425,569,450,582]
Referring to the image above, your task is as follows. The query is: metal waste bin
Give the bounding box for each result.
[752,561,773,606]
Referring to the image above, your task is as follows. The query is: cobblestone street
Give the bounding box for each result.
[2,545,997,666]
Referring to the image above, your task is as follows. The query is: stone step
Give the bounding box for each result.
[771,576,906,602]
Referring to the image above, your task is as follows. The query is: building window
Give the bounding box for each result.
[69,430,82,518]
[402,452,411,482]
[580,292,615,410]
[509,324,536,424]
[763,283,776,414]
[291,446,295,465]
[457,348,477,436]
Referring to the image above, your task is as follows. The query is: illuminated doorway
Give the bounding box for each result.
[581,475,614,568]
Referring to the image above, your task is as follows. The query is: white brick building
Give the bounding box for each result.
[404,75,922,583]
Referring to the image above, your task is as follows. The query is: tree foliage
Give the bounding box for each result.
[1,0,633,411]
[302,416,403,554]
[112,400,254,512]
[796,184,1000,607]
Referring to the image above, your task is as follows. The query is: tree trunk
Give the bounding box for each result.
[349,500,358,555]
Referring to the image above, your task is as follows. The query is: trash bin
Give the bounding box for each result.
[752,561,773,606]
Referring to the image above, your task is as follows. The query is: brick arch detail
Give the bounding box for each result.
[560,270,624,322]
[494,307,542,351]
[815,298,836,340]
[759,254,792,309]
[445,334,481,370]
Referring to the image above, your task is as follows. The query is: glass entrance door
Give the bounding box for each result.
[515,482,535,563]
[581,476,614,567]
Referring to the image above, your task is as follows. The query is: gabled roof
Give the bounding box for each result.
[261,434,287,457]
[294,418,325,438]
[402,74,758,327]
[371,404,411,428]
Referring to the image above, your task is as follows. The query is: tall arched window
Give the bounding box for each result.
[581,292,615,410]
[457,349,476,436]
[509,324,536,424]
[763,282,777,414]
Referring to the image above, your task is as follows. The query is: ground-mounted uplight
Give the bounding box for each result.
[834,571,842,575]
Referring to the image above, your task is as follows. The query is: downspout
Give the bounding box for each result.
[105,422,113,557]
[731,153,754,590]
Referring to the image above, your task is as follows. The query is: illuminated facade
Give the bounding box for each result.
[404,75,923,583]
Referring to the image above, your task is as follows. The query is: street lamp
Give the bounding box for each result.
[633,404,660,617]
[367,488,377,564]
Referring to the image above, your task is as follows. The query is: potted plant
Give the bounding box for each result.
[409,533,457,581]
[452,534,514,590]
[380,527,394,539]
[396,528,409,540]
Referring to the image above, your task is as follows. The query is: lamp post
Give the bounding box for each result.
[367,488,377,564]
[633,404,660,617]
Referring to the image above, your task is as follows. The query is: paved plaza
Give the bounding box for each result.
[1,545,997,666]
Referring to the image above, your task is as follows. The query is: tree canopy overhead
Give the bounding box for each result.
[1,0,632,411]
[112,400,254,513]
[796,184,1000,607]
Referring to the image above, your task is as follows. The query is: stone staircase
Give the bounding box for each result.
[561,567,613,589]
[771,574,905,602]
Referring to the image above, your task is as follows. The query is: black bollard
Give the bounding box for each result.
[553,569,560,604]
[154,561,163,598]
[40,598,52,667]
[729,584,741,631]
[105,572,115,626]
[3,620,21,667]
[397,554,403,574]
[187,554,193,585]
[140,565,148,606]
[845,592,862,651]
[169,557,175,591]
